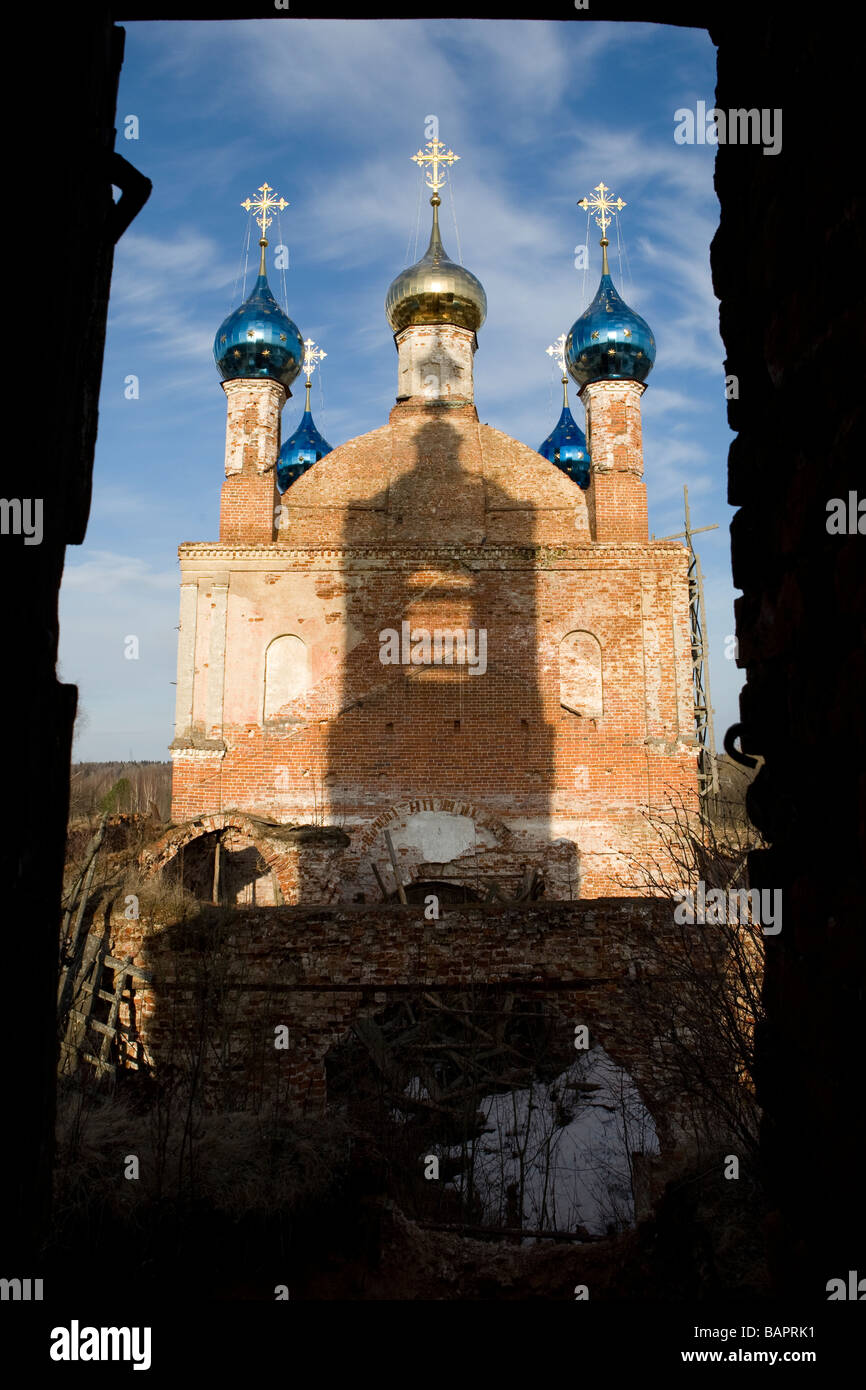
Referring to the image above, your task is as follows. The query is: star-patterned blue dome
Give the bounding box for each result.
[277,386,332,492]
[538,395,591,489]
[565,270,655,389]
[214,263,304,391]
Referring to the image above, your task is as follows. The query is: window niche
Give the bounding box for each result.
[559,630,603,719]
[264,633,309,719]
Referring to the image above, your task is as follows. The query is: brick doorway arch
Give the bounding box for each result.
[141,813,285,906]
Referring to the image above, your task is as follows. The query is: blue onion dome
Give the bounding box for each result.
[386,195,486,334]
[277,382,332,492]
[214,242,304,391]
[565,264,655,389]
[538,379,591,489]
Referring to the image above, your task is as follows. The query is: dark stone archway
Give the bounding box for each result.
[140,812,350,904]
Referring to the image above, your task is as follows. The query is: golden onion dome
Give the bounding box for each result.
[385,195,487,335]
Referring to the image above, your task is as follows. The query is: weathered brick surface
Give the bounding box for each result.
[581,380,649,542]
[142,812,349,905]
[277,402,591,546]
[218,378,285,545]
[394,322,477,403]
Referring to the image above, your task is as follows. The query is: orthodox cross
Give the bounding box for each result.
[577,181,626,274]
[301,337,326,411]
[411,137,460,195]
[546,333,568,377]
[302,337,327,385]
[546,333,570,407]
[241,181,289,237]
[241,181,289,272]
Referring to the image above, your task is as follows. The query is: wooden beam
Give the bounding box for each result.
[57,815,107,1014]
[212,835,221,904]
[103,955,153,982]
[60,813,107,952]
[370,861,389,901]
[383,830,408,905]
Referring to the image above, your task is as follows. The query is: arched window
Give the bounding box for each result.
[264,634,309,719]
[560,630,603,718]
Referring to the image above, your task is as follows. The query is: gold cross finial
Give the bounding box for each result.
[546,333,570,407]
[241,181,289,273]
[302,337,326,383]
[241,181,289,237]
[546,333,568,377]
[411,137,460,196]
[577,181,626,275]
[578,181,626,236]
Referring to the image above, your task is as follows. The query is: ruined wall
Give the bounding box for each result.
[142,812,350,905]
[108,896,712,1155]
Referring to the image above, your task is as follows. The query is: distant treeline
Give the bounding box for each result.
[70,761,172,822]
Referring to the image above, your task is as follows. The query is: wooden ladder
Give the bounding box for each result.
[60,951,153,1083]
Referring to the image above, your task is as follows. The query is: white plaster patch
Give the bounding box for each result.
[392,811,488,862]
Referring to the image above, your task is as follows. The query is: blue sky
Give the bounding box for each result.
[60,17,743,762]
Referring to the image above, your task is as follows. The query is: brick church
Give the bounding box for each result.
[168,149,698,906]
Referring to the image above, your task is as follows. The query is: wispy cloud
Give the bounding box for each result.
[62,550,178,594]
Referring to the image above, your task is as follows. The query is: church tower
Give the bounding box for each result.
[385,138,486,406]
[566,182,655,543]
[213,183,304,546]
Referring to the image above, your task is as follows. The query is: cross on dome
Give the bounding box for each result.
[565,182,655,389]
[385,130,485,337]
[411,137,460,194]
[213,180,303,389]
